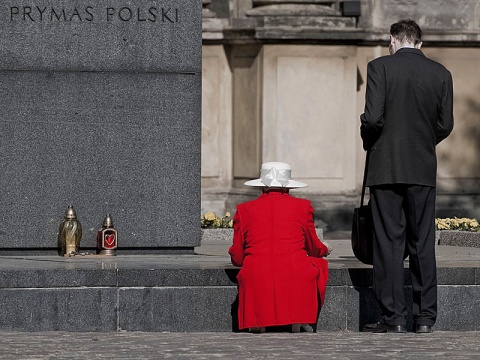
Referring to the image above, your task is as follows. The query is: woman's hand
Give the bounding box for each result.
[323,241,333,256]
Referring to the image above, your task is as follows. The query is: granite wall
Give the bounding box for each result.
[0,266,478,332]
[0,1,202,254]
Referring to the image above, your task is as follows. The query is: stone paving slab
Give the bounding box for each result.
[0,331,478,359]
[196,236,480,267]
[0,235,478,273]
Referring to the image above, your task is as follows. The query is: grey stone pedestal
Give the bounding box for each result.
[0,1,202,254]
[0,252,478,332]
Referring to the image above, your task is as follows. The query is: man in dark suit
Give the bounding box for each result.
[360,19,454,334]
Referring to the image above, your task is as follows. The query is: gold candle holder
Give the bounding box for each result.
[58,205,82,256]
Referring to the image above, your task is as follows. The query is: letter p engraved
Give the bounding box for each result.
[10,6,19,20]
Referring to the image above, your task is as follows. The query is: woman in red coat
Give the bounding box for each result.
[229,162,331,333]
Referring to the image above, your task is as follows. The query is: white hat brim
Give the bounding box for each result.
[244,179,307,188]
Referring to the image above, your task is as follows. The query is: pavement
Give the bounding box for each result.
[0,231,479,359]
[0,330,479,359]
[195,230,480,269]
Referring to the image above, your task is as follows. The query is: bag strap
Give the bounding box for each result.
[360,151,370,207]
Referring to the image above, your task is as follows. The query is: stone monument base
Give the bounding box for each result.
[0,253,477,332]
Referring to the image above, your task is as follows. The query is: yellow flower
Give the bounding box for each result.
[435,217,480,232]
[201,211,234,228]
[204,212,216,221]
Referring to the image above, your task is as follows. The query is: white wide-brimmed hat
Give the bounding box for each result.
[244,162,307,188]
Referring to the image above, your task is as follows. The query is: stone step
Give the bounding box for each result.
[0,254,478,332]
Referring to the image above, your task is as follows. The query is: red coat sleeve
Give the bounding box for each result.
[303,201,329,258]
[228,209,245,267]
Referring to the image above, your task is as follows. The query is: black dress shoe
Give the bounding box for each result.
[415,325,433,333]
[291,324,314,333]
[363,322,406,333]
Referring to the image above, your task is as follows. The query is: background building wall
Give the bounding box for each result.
[201,0,480,231]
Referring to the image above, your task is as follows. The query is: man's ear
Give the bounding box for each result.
[415,41,423,49]
[389,35,395,46]
[389,35,396,55]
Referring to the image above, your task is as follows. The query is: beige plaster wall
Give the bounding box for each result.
[261,45,358,194]
[201,43,480,219]
[201,45,232,190]
[231,45,263,181]
[423,47,480,193]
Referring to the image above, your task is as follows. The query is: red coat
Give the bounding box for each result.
[228,192,329,330]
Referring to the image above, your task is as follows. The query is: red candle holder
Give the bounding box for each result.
[97,214,118,256]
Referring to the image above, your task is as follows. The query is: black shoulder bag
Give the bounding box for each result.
[351,151,374,265]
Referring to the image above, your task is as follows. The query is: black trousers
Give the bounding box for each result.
[370,184,437,327]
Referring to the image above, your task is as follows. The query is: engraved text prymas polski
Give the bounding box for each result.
[9,6,179,23]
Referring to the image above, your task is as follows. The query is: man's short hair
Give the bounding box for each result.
[390,19,422,45]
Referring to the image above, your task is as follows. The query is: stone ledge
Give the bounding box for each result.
[0,256,477,332]
[0,272,477,332]
[437,231,480,248]
[0,265,478,289]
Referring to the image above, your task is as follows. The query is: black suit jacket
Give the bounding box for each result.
[360,48,454,187]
